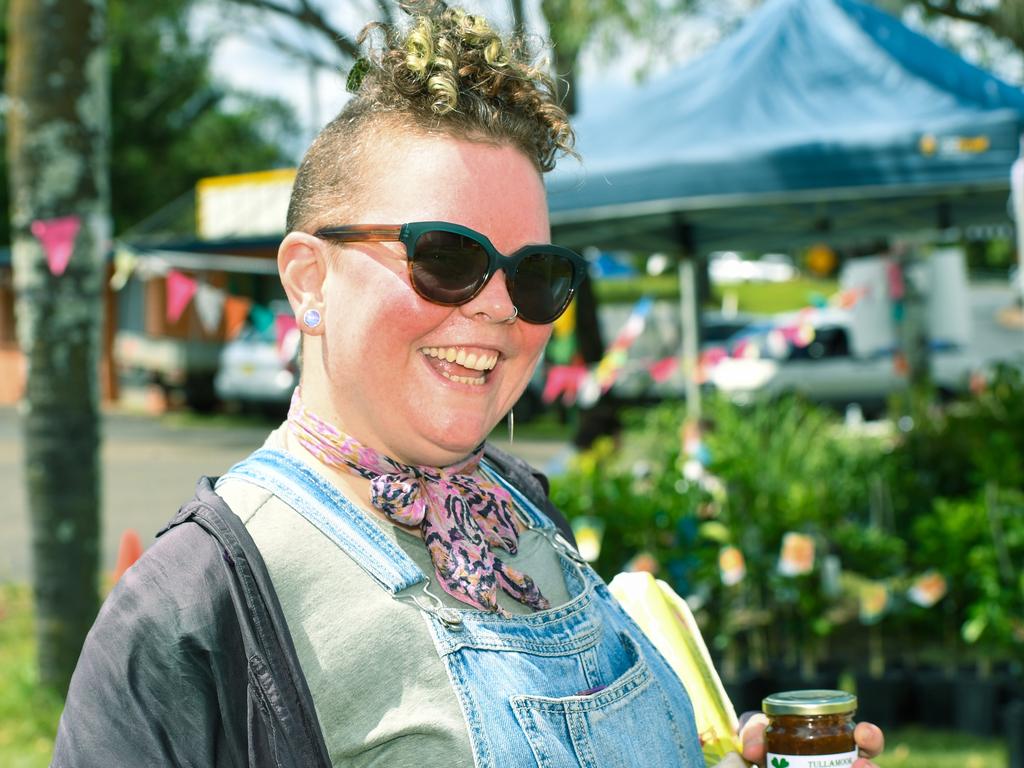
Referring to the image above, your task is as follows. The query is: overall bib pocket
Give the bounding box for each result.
[509,634,695,768]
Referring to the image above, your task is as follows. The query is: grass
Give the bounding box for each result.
[876,727,1008,768]
[0,584,1011,767]
[593,273,840,314]
[714,277,839,314]
[0,586,63,768]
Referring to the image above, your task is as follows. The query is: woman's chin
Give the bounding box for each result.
[410,420,499,465]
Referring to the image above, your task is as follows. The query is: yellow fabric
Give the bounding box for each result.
[609,572,742,766]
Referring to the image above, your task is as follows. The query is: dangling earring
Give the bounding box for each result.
[507,408,514,443]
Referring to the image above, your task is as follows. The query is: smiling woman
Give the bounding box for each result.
[46,4,885,768]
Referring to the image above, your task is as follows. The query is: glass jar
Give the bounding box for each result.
[762,689,857,768]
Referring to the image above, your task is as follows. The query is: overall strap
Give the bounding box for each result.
[217,448,426,595]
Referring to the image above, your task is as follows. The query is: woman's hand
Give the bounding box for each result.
[737,713,885,767]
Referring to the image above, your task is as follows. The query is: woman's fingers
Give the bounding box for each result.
[738,712,769,762]
[854,721,885,758]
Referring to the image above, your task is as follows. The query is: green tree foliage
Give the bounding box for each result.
[0,0,297,243]
[108,0,296,236]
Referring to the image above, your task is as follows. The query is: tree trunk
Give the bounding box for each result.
[6,0,110,694]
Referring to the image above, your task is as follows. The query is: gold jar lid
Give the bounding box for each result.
[763,689,857,716]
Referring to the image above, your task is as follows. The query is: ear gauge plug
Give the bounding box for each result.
[302,309,322,329]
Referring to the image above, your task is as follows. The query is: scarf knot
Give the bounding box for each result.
[288,390,550,614]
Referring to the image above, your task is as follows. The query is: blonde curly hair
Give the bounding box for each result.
[286,1,576,233]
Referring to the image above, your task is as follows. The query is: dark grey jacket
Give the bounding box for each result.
[51,445,573,768]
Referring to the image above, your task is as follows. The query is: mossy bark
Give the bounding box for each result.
[6,0,110,695]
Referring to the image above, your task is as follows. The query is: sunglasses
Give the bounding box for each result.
[313,221,587,324]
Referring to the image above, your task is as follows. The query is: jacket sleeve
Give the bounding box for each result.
[52,522,248,768]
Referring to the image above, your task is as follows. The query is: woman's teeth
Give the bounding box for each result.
[441,371,485,386]
[421,346,499,387]
[421,347,498,371]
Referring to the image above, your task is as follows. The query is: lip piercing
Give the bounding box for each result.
[303,308,322,329]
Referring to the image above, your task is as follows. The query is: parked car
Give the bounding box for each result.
[214,315,297,410]
[705,309,973,415]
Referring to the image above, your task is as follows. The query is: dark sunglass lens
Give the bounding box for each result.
[512,251,575,323]
[409,230,490,305]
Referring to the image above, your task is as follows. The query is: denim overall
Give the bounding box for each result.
[221,449,703,768]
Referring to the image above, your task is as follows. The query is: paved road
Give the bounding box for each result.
[0,407,570,583]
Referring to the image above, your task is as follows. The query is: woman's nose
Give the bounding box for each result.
[459,270,517,324]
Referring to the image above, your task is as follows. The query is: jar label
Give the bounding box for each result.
[767,751,858,768]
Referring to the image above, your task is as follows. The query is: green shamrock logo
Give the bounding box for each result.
[770,759,790,768]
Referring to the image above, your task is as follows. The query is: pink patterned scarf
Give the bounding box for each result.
[287,390,550,614]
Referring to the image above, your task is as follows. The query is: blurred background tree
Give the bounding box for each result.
[6,0,109,695]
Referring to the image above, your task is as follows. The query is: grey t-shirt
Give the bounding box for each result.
[216,430,571,767]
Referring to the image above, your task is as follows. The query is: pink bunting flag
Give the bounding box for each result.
[648,357,679,383]
[275,313,300,363]
[700,347,728,369]
[887,260,905,300]
[166,270,198,324]
[31,215,81,276]
[542,363,589,404]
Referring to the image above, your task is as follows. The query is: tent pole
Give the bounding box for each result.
[678,258,702,421]
[673,216,702,420]
[1012,136,1024,312]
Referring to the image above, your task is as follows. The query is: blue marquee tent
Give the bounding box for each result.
[546,0,1024,253]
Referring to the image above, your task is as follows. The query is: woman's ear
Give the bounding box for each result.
[278,232,328,334]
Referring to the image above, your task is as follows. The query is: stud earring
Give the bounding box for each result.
[302,308,322,329]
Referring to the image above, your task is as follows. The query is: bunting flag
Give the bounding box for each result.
[223,295,253,339]
[648,356,680,383]
[594,297,654,392]
[834,285,869,309]
[547,298,577,365]
[249,303,275,334]
[576,373,602,409]
[766,328,789,358]
[908,571,948,608]
[718,546,746,586]
[542,362,589,404]
[778,532,815,576]
[109,246,138,291]
[788,322,816,348]
[275,313,300,363]
[31,215,81,276]
[193,282,227,334]
[886,259,905,300]
[166,270,198,324]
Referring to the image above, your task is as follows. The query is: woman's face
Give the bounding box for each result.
[301,131,554,466]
